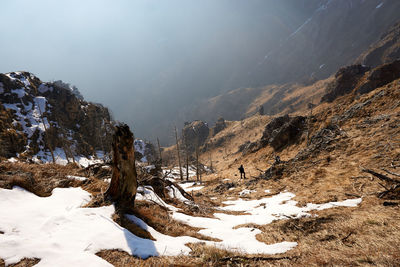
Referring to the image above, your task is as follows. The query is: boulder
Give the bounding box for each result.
[321,65,370,103]
[357,60,400,94]
[261,115,306,151]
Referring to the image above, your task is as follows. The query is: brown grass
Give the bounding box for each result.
[96,249,198,267]
[0,258,40,267]
[132,200,220,242]
[0,162,88,197]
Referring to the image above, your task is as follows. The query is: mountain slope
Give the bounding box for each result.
[357,20,400,67]
[247,0,400,86]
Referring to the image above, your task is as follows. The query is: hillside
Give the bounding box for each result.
[186,16,400,128]
[192,74,400,266]
[1,65,397,266]
[150,59,400,265]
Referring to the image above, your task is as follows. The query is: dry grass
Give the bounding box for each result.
[0,258,40,267]
[132,200,220,242]
[96,249,199,267]
[0,161,88,197]
[178,79,400,266]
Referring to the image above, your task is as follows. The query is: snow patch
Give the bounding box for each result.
[11,88,26,98]
[134,139,147,162]
[376,2,384,9]
[38,84,53,93]
[33,147,104,167]
[136,186,179,211]
[173,192,362,254]
[67,175,88,182]
[0,186,362,265]
[7,157,18,163]
[162,166,197,180]
[178,182,204,192]
[239,189,256,196]
[167,185,191,203]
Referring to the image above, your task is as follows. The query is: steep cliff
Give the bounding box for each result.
[0,72,113,164]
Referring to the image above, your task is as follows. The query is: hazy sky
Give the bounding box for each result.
[0,0,316,143]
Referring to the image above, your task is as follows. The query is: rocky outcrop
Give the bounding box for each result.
[212,117,226,136]
[357,21,400,68]
[261,115,306,151]
[357,60,400,94]
[321,65,370,103]
[0,72,113,160]
[182,120,210,150]
[321,60,400,102]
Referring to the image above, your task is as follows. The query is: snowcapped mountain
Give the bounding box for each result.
[0,72,113,165]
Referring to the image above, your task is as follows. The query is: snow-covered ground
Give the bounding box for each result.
[0,184,362,266]
[31,147,105,167]
[162,166,197,180]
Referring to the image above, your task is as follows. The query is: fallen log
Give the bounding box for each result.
[140,176,194,202]
[382,168,400,177]
[218,255,298,263]
[361,168,400,184]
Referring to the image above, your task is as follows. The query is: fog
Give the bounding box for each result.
[0,0,320,144]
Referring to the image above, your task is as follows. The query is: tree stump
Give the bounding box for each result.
[106,124,138,208]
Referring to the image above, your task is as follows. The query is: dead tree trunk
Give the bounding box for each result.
[182,129,189,180]
[60,128,76,164]
[209,151,214,173]
[174,126,184,180]
[306,102,315,145]
[157,137,162,165]
[195,136,201,184]
[106,125,138,208]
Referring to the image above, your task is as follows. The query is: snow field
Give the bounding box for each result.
[0,185,361,266]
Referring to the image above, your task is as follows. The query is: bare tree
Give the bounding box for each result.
[174,125,184,180]
[157,137,162,165]
[209,150,214,173]
[307,102,316,145]
[195,136,201,184]
[182,129,190,180]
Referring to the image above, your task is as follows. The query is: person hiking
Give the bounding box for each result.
[238,164,246,179]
